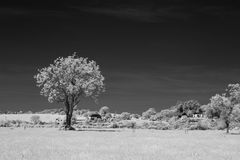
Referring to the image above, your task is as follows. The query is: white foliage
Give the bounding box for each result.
[34,54,105,104]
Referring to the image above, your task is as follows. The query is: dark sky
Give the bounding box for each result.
[0,0,240,113]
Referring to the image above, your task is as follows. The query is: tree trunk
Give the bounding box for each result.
[64,97,75,130]
[226,120,230,134]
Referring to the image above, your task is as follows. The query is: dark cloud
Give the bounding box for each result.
[0,1,239,22]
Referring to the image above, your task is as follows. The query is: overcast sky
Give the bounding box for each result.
[0,1,240,113]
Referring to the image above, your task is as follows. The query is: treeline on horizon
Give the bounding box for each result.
[1,83,240,132]
[1,83,240,123]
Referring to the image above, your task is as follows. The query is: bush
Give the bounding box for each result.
[0,120,11,127]
[196,119,211,130]
[120,112,131,120]
[71,114,77,125]
[155,121,170,130]
[99,106,110,116]
[149,114,159,121]
[117,121,136,129]
[140,122,150,129]
[25,111,33,114]
[232,104,240,122]
[30,115,41,124]
[142,108,156,120]
[172,116,189,129]
[124,121,136,128]
[187,118,217,130]
[150,110,176,121]
[217,119,227,130]
[167,117,178,126]
[130,114,141,119]
[103,113,112,122]
[108,122,119,128]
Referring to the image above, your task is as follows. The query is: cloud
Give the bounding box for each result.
[77,7,158,22]
[70,1,239,22]
[1,1,239,22]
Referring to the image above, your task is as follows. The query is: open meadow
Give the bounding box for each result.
[0,128,240,160]
[0,114,65,123]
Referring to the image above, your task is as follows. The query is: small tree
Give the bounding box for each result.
[25,111,33,114]
[120,112,131,120]
[34,54,105,130]
[130,113,141,119]
[30,115,41,124]
[99,106,110,116]
[142,108,156,119]
[231,104,240,123]
[209,83,240,133]
[210,94,232,133]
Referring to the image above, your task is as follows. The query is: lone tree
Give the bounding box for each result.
[34,54,105,130]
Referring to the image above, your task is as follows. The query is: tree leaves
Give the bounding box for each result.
[34,54,105,104]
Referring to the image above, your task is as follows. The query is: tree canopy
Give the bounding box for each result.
[34,54,105,129]
[208,83,240,133]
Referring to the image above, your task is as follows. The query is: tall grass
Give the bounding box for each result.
[0,128,240,160]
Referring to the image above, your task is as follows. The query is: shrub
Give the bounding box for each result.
[71,114,77,125]
[99,106,110,116]
[168,116,178,125]
[217,119,227,130]
[155,121,170,130]
[105,113,112,119]
[148,122,157,129]
[196,119,211,130]
[232,104,240,122]
[124,121,136,129]
[172,116,189,129]
[151,110,176,121]
[0,120,11,127]
[143,121,171,130]
[117,121,136,129]
[30,115,41,124]
[149,114,158,121]
[142,108,157,120]
[108,122,119,128]
[120,112,131,120]
[103,113,112,122]
[130,114,141,119]
[139,122,150,129]
[25,111,33,114]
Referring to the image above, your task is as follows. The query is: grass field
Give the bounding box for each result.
[0,128,240,160]
[0,114,65,123]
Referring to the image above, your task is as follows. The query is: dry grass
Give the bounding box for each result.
[1,128,240,160]
[0,114,65,123]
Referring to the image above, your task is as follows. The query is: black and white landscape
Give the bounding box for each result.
[0,1,240,160]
